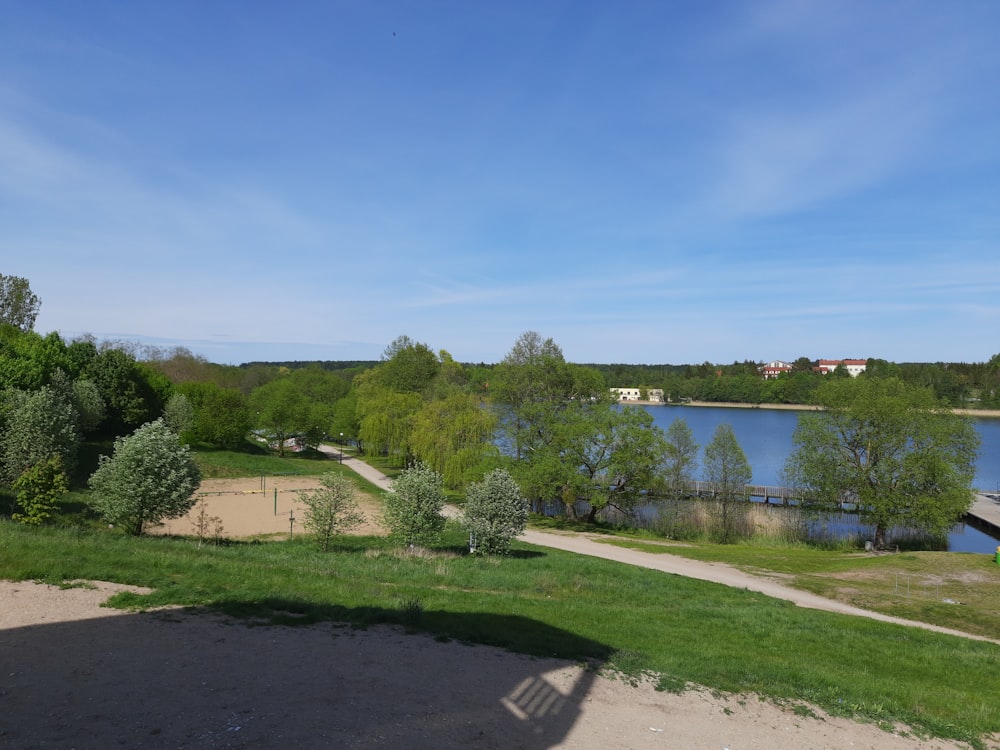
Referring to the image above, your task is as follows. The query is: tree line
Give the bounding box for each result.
[0,274,983,548]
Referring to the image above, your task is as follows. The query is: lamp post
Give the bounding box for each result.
[339,433,344,463]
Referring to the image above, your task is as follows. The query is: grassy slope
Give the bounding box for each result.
[2,447,999,745]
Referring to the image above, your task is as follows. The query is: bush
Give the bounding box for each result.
[12,455,68,525]
[381,462,447,548]
[298,471,364,551]
[463,468,528,556]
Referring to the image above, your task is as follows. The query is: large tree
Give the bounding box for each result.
[409,392,497,487]
[177,382,252,449]
[512,399,669,523]
[88,419,201,536]
[784,377,979,549]
[491,331,605,462]
[0,274,41,332]
[86,347,168,435]
[351,338,453,465]
[249,376,311,455]
[558,402,670,523]
[0,386,80,484]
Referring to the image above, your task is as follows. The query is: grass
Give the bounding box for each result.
[1,519,999,747]
[4,446,1000,746]
[595,535,1000,642]
[193,443,338,478]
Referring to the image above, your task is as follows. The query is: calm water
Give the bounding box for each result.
[642,404,1000,554]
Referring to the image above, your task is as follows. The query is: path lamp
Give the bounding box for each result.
[339,433,344,463]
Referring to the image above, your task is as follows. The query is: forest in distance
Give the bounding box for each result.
[246,353,1000,410]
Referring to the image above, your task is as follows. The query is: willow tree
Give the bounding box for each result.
[785,377,979,549]
[355,381,423,466]
[409,392,497,487]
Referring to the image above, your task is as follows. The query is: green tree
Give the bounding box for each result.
[297,471,365,551]
[289,365,351,446]
[560,402,670,523]
[703,424,752,543]
[664,417,699,497]
[330,389,359,447]
[0,274,41,332]
[381,462,447,548]
[249,376,311,455]
[0,328,71,391]
[86,347,167,435]
[492,331,605,461]
[177,382,251,449]
[784,377,979,549]
[163,393,195,436]
[1,386,80,484]
[463,468,527,556]
[355,373,422,464]
[70,379,106,435]
[409,392,498,487]
[88,419,201,535]
[378,335,441,393]
[12,455,68,525]
[511,400,668,523]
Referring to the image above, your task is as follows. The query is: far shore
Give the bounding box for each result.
[630,400,1000,419]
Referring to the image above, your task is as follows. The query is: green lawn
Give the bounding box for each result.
[2,519,999,747]
[596,536,1000,642]
[3,446,1000,746]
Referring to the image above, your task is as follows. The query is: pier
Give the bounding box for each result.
[967,493,1000,536]
[687,481,805,505]
[686,482,1000,537]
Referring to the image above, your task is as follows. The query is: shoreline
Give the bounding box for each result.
[631,400,1000,418]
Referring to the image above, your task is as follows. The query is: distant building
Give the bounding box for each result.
[816,359,868,377]
[760,360,793,379]
[610,388,664,403]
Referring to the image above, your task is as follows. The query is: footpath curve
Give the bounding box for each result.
[323,446,999,645]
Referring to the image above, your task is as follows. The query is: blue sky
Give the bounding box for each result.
[2,1,998,366]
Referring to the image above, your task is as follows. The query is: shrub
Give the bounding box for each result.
[463,468,528,556]
[381,462,446,548]
[298,471,364,551]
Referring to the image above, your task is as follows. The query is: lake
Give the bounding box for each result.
[641,404,1000,553]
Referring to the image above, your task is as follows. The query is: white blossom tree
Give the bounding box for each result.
[463,468,528,556]
[88,419,201,535]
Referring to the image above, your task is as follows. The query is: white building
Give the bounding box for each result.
[816,359,868,377]
[610,388,664,403]
[760,360,792,379]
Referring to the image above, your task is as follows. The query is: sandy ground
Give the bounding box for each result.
[149,475,388,539]
[2,465,997,748]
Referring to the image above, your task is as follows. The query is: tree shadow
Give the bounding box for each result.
[0,598,611,749]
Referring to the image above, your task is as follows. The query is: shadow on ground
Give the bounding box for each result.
[0,601,611,749]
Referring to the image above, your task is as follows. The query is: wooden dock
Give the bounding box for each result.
[685,483,1000,537]
[967,493,1000,538]
[687,481,803,505]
